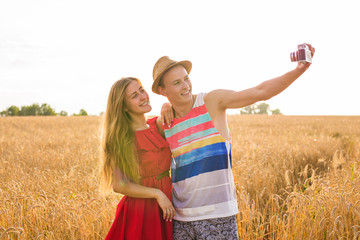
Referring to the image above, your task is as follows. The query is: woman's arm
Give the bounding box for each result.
[112,168,175,221]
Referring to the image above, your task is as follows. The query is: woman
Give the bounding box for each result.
[101,77,174,240]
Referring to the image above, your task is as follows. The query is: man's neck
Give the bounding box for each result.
[173,95,195,119]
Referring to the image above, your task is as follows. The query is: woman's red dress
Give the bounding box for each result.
[105,117,173,240]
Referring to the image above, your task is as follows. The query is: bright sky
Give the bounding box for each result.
[1,0,359,116]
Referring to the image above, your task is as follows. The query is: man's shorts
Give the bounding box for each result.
[173,215,239,240]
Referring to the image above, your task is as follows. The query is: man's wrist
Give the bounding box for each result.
[295,62,310,73]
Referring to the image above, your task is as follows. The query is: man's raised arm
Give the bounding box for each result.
[206,43,315,111]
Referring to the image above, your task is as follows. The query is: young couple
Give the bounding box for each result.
[101,44,315,240]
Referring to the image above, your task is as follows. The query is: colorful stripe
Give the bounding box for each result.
[173,142,229,167]
[166,121,216,147]
[171,134,226,158]
[164,111,211,138]
[166,93,238,221]
[164,105,209,127]
[171,153,231,182]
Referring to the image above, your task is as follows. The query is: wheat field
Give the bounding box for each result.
[0,115,359,239]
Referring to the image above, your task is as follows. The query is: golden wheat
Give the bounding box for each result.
[1,115,359,239]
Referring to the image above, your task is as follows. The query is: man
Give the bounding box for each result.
[152,44,315,239]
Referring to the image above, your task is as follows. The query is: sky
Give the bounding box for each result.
[1,0,359,116]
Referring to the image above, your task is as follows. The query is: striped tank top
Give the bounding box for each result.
[164,92,238,221]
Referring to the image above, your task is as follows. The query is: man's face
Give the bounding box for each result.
[158,65,192,105]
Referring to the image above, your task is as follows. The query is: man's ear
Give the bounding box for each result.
[158,86,167,96]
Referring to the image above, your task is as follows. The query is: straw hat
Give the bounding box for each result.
[152,56,192,94]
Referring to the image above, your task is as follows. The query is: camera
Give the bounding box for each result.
[290,44,312,63]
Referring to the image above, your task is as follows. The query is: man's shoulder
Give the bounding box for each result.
[203,89,222,105]
[204,89,235,104]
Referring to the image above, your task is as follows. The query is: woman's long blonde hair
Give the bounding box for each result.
[101,77,141,190]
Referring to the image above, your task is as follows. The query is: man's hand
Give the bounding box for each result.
[296,43,316,72]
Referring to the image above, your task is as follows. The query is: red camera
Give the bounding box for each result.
[290,44,312,63]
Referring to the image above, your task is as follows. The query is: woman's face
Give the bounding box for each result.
[124,80,152,114]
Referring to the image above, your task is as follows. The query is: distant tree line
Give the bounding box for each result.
[240,102,282,115]
[0,103,88,117]
[1,102,280,116]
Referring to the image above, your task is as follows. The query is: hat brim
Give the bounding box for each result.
[152,60,192,94]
